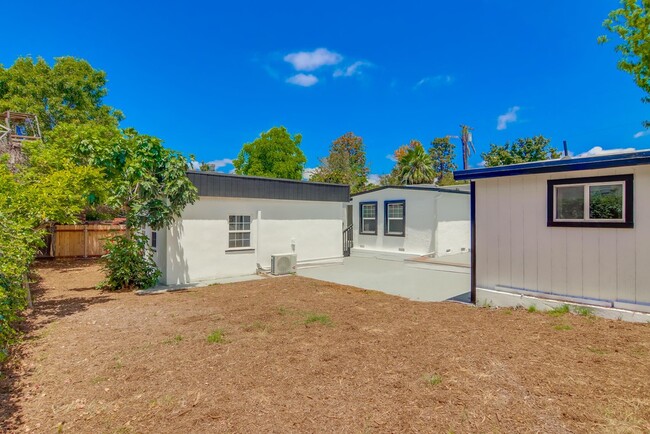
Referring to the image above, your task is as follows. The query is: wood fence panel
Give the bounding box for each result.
[53,224,126,258]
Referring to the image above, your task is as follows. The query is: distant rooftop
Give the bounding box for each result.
[454,149,650,181]
[187,171,350,202]
[352,184,470,197]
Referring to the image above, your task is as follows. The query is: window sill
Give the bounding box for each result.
[359,232,377,236]
[384,233,405,237]
[547,221,634,229]
[225,248,255,254]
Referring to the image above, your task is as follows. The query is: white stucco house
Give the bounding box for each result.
[149,171,349,285]
[350,185,471,259]
[454,150,650,319]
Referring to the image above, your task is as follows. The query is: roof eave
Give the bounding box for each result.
[454,151,650,181]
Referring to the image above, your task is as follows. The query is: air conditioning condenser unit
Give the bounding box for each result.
[271,253,297,275]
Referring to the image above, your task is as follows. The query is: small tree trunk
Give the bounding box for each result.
[23,274,32,309]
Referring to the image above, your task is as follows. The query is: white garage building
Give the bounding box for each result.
[454,150,650,318]
[350,185,470,259]
[150,171,349,285]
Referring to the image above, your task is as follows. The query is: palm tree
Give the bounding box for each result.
[398,142,436,184]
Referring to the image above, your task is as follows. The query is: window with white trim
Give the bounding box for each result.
[548,175,633,228]
[359,202,377,234]
[228,215,251,248]
[384,200,405,236]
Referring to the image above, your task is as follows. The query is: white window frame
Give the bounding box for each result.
[359,202,377,235]
[553,181,626,223]
[228,215,251,249]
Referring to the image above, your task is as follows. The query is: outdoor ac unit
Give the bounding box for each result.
[271,253,297,275]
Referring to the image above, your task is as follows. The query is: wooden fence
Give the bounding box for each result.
[40,224,127,258]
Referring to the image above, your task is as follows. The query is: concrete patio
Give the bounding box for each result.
[298,255,470,303]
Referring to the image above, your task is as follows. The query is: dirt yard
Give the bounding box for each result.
[1,260,649,433]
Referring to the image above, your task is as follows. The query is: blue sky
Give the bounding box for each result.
[3,1,649,180]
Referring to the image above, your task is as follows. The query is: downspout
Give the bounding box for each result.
[431,191,441,257]
[256,210,262,272]
[470,181,477,304]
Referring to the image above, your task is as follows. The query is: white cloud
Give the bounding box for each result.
[333,61,371,78]
[414,75,454,89]
[191,158,234,172]
[284,48,342,71]
[576,146,636,158]
[210,158,234,169]
[303,167,317,180]
[286,73,318,87]
[633,130,650,139]
[386,154,397,162]
[496,106,520,130]
[367,174,381,185]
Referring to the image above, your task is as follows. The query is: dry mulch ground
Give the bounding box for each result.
[1,259,650,433]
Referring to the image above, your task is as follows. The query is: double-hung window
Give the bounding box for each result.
[228,215,251,248]
[359,202,377,235]
[384,200,405,236]
[548,174,633,228]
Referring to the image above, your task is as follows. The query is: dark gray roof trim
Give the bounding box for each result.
[454,150,650,181]
[187,171,350,202]
[352,185,470,197]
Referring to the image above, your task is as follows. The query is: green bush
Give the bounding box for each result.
[0,211,42,354]
[100,234,160,290]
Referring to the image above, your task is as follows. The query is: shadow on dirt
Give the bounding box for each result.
[0,259,113,430]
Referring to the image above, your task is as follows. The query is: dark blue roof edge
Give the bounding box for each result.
[454,150,650,181]
[351,185,470,197]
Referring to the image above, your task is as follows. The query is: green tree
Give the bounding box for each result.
[481,135,560,167]
[398,140,436,184]
[0,56,197,293]
[0,162,44,353]
[599,0,650,127]
[0,56,123,130]
[310,132,369,193]
[99,129,198,233]
[233,126,306,180]
[379,140,419,186]
[429,137,457,185]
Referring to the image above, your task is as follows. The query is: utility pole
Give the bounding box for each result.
[460,125,475,170]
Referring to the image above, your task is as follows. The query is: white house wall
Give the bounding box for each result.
[163,196,344,284]
[352,188,469,257]
[435,193,471,256]
[475,166,650,307]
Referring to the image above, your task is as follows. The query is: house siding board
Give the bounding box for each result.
[475,180,489,289]
[635,168,650,304]
[510,177,525,290]
[566,228,583,298]
[187,171,349,203]
[522,176,539,294]
[484,178,500,289]
[475,165,650,309]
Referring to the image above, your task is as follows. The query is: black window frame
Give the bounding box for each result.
[151,231,157,249]
[384,200,406,237]
[547,174,633,228]
[359,201,378,235]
